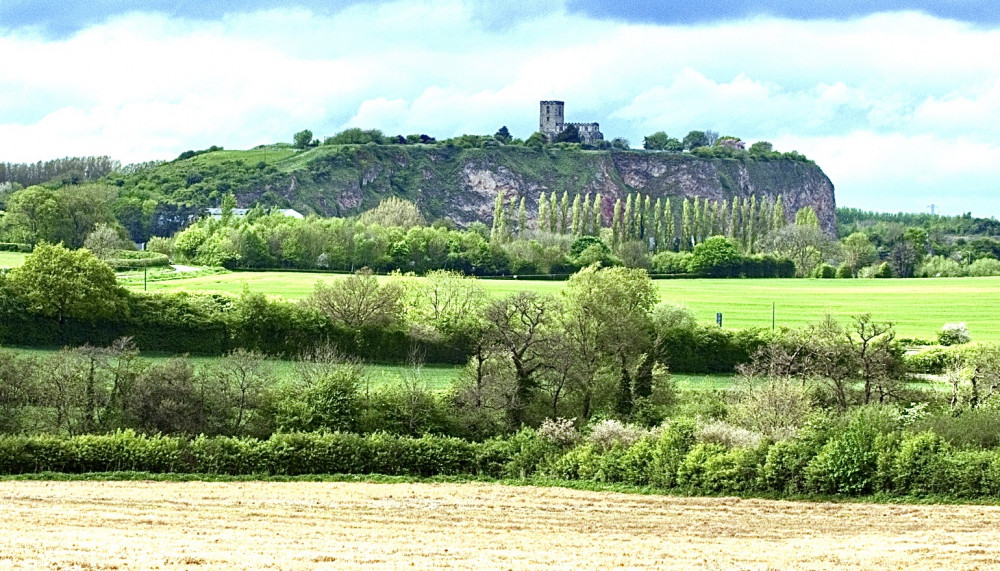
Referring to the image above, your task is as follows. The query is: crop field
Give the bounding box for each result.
[1,480,998,570]
[0,251,26,268]
[132,271,1000,341]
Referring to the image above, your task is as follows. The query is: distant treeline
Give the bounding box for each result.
[0,156,120,188]
[837,207,1000,237]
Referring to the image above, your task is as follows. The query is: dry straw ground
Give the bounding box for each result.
[1,480,999,570]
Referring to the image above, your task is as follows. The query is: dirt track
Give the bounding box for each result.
[1,480,998,569]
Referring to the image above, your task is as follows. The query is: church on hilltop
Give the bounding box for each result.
[539,101,603,144]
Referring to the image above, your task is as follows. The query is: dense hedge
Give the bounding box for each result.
[0,242,31,253]
[106,250,170,269]
[0,290,471,363]
[3,415,999,500]
[655,325,772,373]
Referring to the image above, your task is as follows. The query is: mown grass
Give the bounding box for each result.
[0,251,27,268]
[129,271,1000,341]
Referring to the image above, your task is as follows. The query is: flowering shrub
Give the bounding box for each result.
[585,419,648,452]
[537,417,580,447]
[938,323,970,346]
[696,420,763,449]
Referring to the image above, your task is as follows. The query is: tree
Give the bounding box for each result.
[644,131,670,150]
[83,223,125,259]
[841,232,878,277]
[610,137,630,150]
[767,224,838,277]
[553,125,581,144]
[309,269,406,329]
[293,129,314,149]
[749,141,774,155]
[794,206,820,227]
[517,197,527,237]
[483,291,558,428]
[683,131,709,150]
[7,243,126,328]
[689,236,742,277]
[562,265,658,415]
[359,197,426,229]
[494,126,512,144]
[537,192,549,232]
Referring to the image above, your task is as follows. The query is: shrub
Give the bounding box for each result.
[812,263,836,278]
[967,258,1000,277]
[648,418,698,488]
[585,419,648,452]
[538,417,580,447]
[873,262,893,278]
[0,242,32,253]
[917,256,964,278]
[105,250,170,270]
[836,262,853,278]
[804,407,900,495]
[904,347,954,374]
[938,323,970,346]
[892,431,948,495]
[689,237,742,277]
[696,420,763,449]
[650,251,692,274]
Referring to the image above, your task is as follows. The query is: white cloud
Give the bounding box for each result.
[1,3,1000,215]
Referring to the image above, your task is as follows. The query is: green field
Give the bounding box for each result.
[130,271,1000,341]
[0,251,26,268]
[5,347,462,391]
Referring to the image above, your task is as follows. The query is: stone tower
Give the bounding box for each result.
[539,101,564,135]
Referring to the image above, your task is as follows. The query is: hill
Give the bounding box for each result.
[113,144,837,238]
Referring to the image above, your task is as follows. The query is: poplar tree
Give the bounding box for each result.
[728,196,740,242]
[719,199,730,238]
[747,195,758,253]
[643,195,654,240]
[549,193,559,233]
[518,197,527,237]
[612,198,623,247]
[663,198,674,250]
[740,196,753,251]
[491,190,506,243]
[772,194,785,232]
[582,194,593,235]
[592,193,603,233]
[681,198,693,250]
[653,197,663,251]
[508,194,518,237]
[623,194,634,241]
[559,191,570,234]
[758,196,771,243]
[538,192,548,232]
[571,194,582,236]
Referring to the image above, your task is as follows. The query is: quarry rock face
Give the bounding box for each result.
[278,146,837,235]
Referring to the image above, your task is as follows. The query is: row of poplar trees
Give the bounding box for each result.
[491,190,788,254]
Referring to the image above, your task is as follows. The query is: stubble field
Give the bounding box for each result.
[1,480,999,570]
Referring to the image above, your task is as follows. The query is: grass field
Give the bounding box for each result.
[6,347,463,390]
[131,271,1000,341]
[0,251,26,268]
[1,480,998,569]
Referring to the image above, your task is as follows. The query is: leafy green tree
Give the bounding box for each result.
[490,191,507,243]
[537,192,548,232]
[689,236,742,277]
[549,193,559,233]
[841,232,878,277]
[592,193,603,234]
[610,137,630,150]
[324,128,385,145]
[683,130,709,150]
[612,198,623,246]
[644,131,669,150]
[494,126,512,144]
[7,243,126,328]
[559,191,570,234]
[553,125,581,144]
[293,129,314,149]
[562,265,657,415]
[749,141,774,155]
[772,195,786,231]
[309,269,406,329]
[83,223,126,259]
[517,197,527,237]
[359,197,425,229]
[571,194,582,236]
[795,206,820,227]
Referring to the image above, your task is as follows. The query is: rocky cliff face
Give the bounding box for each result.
[267,146,837,235]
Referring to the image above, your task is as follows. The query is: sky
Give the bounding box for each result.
[2,1,1000,217]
